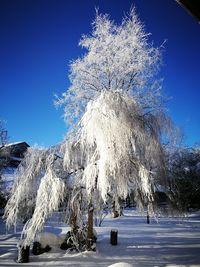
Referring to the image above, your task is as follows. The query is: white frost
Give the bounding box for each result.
[107,263,133,267]
[64,90,165,211]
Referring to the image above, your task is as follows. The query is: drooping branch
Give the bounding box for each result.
[22,154,66,246]
[63,90,167,212]
[4,147,47,228]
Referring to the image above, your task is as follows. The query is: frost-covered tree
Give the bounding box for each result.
[4,144,92,249]
[5,8,174,251]
[166,146,200,211]
[4,147,48,227]
[4,147,67,245]
[58,8,171,209]
[56,8,174,249]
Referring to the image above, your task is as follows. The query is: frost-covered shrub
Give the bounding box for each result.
[166,147,200,211]
[60,226,97,252]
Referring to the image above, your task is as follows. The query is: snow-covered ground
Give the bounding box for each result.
[1,167,16,191]
[0,209,200,267]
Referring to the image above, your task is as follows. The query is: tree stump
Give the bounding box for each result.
[16,244,30,263]
[110,229,118,245]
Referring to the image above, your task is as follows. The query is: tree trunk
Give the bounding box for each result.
[87,202,94,250]
[70,209,77,233]
[112,201,119,218]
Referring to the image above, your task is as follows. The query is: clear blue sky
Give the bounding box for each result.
[0,0,200,147]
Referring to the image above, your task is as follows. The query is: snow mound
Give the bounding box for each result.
[35,232,64,247]
[59,233,67,244]
[107,263,133,267]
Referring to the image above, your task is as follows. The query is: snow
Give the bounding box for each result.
[0,209,200,266]
[10,156,22,161]
[3,141,27,147]
[1,167,16,190]
[35,232,65,247]
[108,263,133,267]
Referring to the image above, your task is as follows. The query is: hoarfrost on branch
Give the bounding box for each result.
[55,8,164,125]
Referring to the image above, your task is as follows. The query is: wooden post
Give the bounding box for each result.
[110,229,118,245]
[147,208,150,224]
